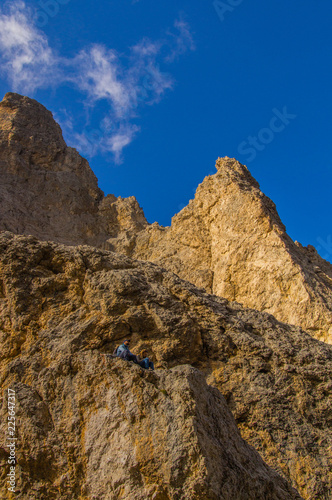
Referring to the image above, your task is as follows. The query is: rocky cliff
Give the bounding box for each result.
[0,354,302,500]
[114,158,332,344]
[0,233,331,499]
[0,93,331,344]
[0,92,148,249]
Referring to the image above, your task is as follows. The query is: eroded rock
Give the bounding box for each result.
[0,94,331,343]
[0,233,331,499]
[118,158,332,344]
[0,92,147,249]
[0,356,304,500]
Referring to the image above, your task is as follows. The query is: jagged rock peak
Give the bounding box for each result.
[215,155,261,188]
[0,92,147,248]
[0,94,331,344]
[115,158,332,343]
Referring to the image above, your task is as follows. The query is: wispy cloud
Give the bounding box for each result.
[73,45,132,117]
[166,18,196,62]
[63,118,140,163]
[0,2,195,162]
[0,1,58,92]
[103,124,140,163]
[129,38,174,105]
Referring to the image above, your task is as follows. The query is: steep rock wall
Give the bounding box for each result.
[0,92,331,344]
[116,158,332,343]
[0,357,303,500]
[0,92,147,249]
[0,233,331,499]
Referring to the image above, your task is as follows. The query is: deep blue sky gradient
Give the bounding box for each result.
[0,0,331,261]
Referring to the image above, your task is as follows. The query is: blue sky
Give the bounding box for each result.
[0,0,331,262]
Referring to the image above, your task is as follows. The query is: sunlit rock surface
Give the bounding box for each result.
[0,233,331,499]
[0,93,331,343]
[117,157,332,344]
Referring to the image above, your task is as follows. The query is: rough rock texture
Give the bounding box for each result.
[0,233,331,499]
[0,92,147,248]
[115,158,332,344]
[0,93,331,344]
[0,358,303,500]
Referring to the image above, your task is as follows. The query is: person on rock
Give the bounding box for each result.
[116,340,138,363]
[137,349,155,371]
[115,341,154,370]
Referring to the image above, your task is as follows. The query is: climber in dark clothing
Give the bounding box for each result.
[116,340,138,363]
[137,349,154,370]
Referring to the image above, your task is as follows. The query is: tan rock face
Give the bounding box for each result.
[0,93,331,344]
[0,359,302,500]
[0,93,331,498]
[118,158,332,344]
[0,92,147,248]
[0,233,331,499]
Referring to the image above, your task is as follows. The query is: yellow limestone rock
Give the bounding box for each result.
[0,93,331,344]
[0,92,147,249]
[0,233,331,499]
[115,158,332,344]
[0,359,303,500]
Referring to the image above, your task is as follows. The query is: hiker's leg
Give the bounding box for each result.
[149,361,155,370]
[139,358,150,369]
[139,358,149,369]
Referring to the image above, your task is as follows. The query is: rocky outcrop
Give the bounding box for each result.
[0,359,303,500]
[0,233,331,499]
[115,158,332,344]
[0,93,331,344]
[0,92,148,249]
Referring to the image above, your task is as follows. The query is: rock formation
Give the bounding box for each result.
[114,158,332,344]
[0,357,303,499]
[0,93,331,344]
[0,92,148,249]
[0,233,331,499]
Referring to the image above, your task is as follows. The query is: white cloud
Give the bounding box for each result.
[165,18,196,62]
[62,121,140,162]
[103,124,140,163]
[129,39,174,106]
[0,1,58,92]
[73,45,131,117]
[0,2,195,162]
[132,38,161,58]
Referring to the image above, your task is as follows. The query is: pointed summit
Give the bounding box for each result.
[215,156,260,189]
[115,157,332,343]
[0,93,147,248]
[0,96,331,343]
